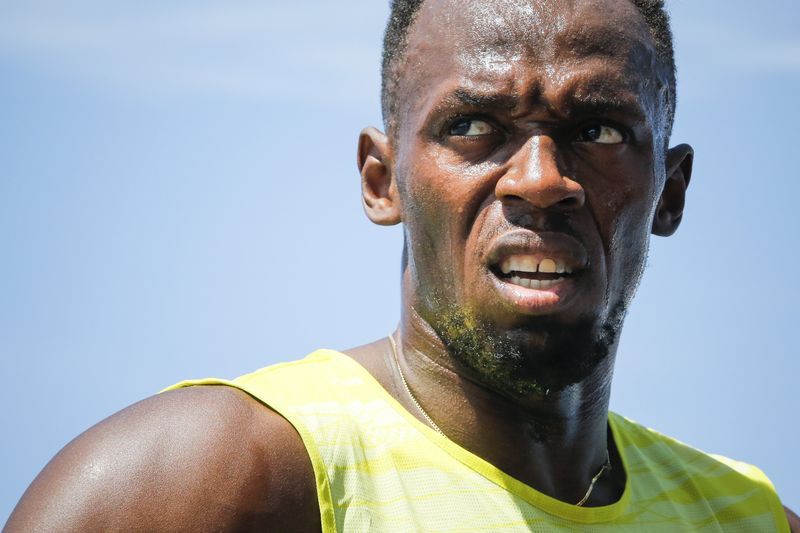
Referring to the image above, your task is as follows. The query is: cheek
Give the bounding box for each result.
[398,168,464,295]
[581,150,657,244]
[399,156,501,298]
[400,144,497,239]
[592,178,657,301]
[609,209,651,267]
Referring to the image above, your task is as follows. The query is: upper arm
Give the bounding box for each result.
[786,506,800,533]
[5,386,319,532]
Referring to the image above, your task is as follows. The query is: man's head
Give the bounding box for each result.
[358,0,693,396]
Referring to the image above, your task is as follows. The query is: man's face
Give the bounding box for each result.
[387,0,677,392]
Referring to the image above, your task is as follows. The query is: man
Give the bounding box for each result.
[6,0,798,530]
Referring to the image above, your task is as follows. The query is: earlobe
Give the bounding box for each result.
[652,143,694,237]
[358,127,401,226]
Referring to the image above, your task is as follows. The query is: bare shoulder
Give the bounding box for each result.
[5,386,319,532]
[786,506,800,533]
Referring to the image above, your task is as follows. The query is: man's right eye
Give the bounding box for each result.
[448,118,495,136]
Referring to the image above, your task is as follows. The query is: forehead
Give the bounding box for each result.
[414,0,651,53]
[397,0,662,125]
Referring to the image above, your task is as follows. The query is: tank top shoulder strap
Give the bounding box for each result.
[165,349,367,532]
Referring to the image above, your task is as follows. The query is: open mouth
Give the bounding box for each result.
[492,254,574,290]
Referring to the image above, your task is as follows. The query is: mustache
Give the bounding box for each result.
[500,205,583,239]
[492,206,585,244]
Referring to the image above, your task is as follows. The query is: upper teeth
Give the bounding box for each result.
[500,255,571,275]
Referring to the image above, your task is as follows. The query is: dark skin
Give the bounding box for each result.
[6,0,798,530]
[364,0,683,508]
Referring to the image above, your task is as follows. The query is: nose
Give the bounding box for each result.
[495,135,585,211]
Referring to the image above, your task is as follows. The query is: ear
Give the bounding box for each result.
[652,143,694,237]
[358,126,401,226]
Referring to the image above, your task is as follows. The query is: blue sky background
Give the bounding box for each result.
[1,0,798,522]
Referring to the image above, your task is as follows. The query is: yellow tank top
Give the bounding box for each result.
[166,349,789,532]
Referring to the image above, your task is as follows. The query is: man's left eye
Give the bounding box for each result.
[449,118,495,137]
[576,124,625,144]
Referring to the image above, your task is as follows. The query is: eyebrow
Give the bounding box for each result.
[449,88,520,111]
[430,85,647,123]
[425,88,522,118]
[566,93,647,121]
[562,77,649,121]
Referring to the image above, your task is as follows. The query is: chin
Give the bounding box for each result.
[430,300,628,396]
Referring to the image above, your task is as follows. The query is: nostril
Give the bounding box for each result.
[558,196,582,209]
[503,194,525,203]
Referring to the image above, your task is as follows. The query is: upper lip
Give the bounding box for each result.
[484,229,588,273]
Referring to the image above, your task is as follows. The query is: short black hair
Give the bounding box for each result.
[381,0,676,138]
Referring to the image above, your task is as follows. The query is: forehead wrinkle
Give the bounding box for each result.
[553,26,660,90]
[543,0,665,123]
[554,71,648,120]
[397,0,555,131]
[396,0,664,139]
[556,25,652,60]
[434,66,648,122]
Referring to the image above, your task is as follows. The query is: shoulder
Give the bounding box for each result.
[611,412,793,531]
[611,412,769,485]
[6,385,319,532]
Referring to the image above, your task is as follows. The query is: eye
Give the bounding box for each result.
[448,118,495,137]
[576,124,625,144]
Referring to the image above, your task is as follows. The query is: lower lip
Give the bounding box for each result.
[490,273,577,314]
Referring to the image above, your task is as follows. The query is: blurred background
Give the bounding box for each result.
[2,0,798,522]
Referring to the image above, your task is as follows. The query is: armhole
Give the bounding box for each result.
[165,379,338,533]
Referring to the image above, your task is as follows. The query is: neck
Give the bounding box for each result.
[392,304,621,505]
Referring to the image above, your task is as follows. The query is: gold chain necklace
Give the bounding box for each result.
[387,333,611,507]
